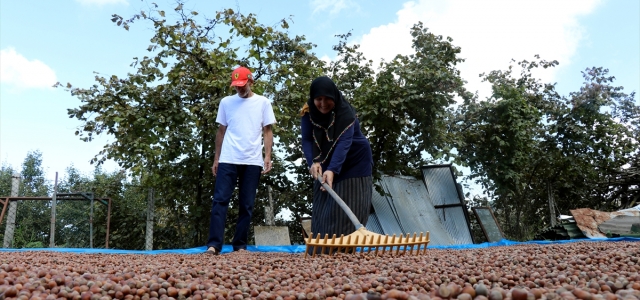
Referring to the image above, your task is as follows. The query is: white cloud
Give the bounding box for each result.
[356,0,601,99]
[310,0,357,15]
[75,0,128,6]
[0,47,57,89]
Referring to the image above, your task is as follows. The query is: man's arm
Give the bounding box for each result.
[262,124,273,174]
[212,125,227,176]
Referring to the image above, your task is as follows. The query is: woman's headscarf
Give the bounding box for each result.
[307,76,356,164]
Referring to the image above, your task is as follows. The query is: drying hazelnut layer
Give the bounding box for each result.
[1,241,639,300]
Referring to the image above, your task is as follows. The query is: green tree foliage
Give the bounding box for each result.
[59,3,324,248]
[326,25,472,180]
[13,151,51,248]
[0,163,16,196]
[455,58,639,240]
[547,67,639,213]
[55,166,152,250]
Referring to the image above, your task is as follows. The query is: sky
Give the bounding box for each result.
[1,0,639,198]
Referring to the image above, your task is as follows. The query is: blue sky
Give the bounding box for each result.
[1,0,638,198]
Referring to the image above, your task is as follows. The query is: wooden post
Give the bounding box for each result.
[49,172,58,248]
[89,193,94,248]
[145,188,154,250]
[265,186,275,226]
[548,182,557,226]
[2,172,20,248]
[106,198,111,249]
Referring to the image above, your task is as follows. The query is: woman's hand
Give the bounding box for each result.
[310,162,322,180]
[320,170,334,192]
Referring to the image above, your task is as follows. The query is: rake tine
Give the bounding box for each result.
[400,233,408,255]
[410,232,420,255]
[402,234,408,255]
[424,232,429,254]
[395,234,402,255]
[328,234,337,255]
[408,233,415,255]
[305,233,310,258]
[321,234,329,255]
[312,233,321,257]
[392,234,398,254]
[423,232,429,254]
[410,232,417,255]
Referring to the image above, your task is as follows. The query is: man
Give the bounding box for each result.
[206,66,276,255]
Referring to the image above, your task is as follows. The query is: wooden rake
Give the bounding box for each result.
[305,176,430,257]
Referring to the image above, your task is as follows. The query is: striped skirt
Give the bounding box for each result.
[310,176,372,238]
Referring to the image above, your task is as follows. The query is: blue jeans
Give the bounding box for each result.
[207,163,262,251]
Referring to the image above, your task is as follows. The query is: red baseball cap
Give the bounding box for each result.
[230,66,253,87]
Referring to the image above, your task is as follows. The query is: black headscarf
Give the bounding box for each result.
[307,76,356,164]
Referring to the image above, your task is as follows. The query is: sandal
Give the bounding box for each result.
[205,247,219,255]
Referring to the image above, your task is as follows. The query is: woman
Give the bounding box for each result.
[300,76,373,239]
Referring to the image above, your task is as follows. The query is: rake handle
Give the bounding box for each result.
[317,175,364,230]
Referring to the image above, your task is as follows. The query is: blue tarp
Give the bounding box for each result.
[0,237,637,255]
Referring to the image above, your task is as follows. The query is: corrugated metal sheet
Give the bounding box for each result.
[379,175,455,246]
[367,168,474,246]
[421,166,460,206]
[599,215,640,235]
[570,208,640,238]
[370,185,404,235]
[421,166,474,244]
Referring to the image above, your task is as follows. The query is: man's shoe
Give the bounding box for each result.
[206,247,219,255]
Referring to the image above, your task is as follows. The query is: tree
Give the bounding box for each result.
[454,58,639,240]
[14,151,51,248]
[326,25,473,180]
[548,67,639,212]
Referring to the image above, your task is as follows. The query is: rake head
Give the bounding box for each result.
[304,227,430,257]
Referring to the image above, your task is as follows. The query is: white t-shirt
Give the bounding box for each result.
[216,93,276,167]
